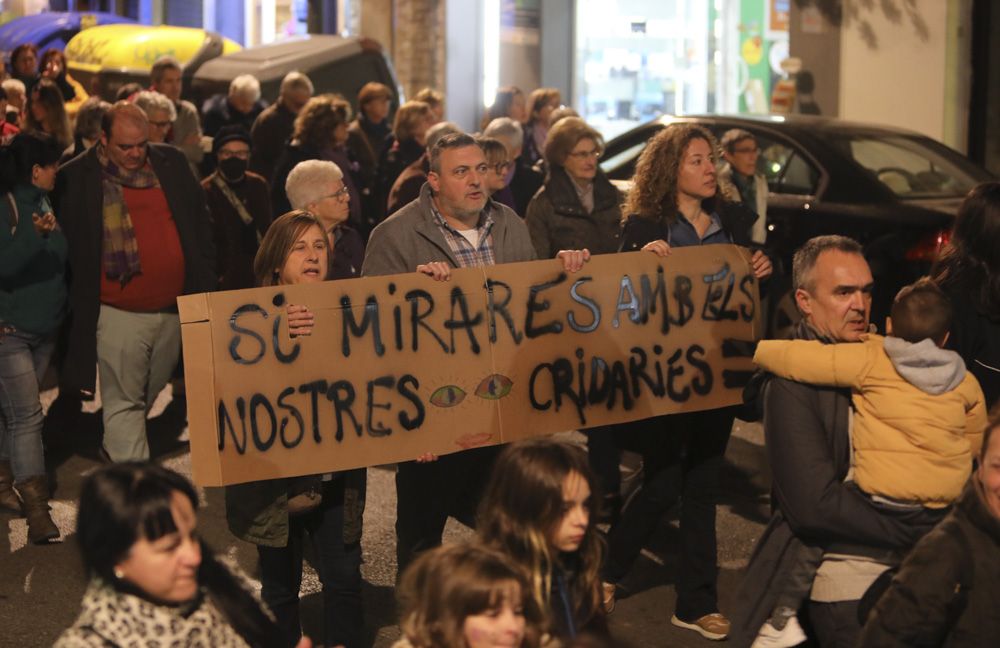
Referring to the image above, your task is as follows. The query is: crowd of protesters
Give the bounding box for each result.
[2,46,999,648]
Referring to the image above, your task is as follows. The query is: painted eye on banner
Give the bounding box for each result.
[475,374,513,400]
[429,385,466,408]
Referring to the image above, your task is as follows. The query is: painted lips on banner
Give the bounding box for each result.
[178,247,763,486]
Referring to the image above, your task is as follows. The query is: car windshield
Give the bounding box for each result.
[843,135,979,199]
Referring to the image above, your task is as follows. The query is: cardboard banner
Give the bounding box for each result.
[178,247,762,486]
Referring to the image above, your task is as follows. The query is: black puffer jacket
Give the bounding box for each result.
[942,284,1000,408]
[525,167,622,258]
[858,475,1000,647]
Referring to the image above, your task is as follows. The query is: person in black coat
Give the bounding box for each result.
[602,124,771,641]
[53,103,216,462]
[931,181,1000,407]
[858,416,1000,647]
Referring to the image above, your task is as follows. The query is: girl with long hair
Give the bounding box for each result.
[477,439,608,642]
[25,78,72,151]
[394,543,544,648]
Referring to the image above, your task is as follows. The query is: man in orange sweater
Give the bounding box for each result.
[56,102,216,462]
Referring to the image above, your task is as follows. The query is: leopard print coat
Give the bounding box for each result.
[53,578,253,647]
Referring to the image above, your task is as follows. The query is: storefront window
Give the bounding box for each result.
[574,0,789,139]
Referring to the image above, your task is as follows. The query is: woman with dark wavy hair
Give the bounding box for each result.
[25,78,72,151]
[477,439,608,642]
[931,181,1000,406]
[56,463,304,648]
[602,123,772,641]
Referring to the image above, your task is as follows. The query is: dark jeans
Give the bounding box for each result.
[258,478,363,648]
[0,329,54,480]
[585,424,622,502]
[807,600,861,648]
[603,407,737,622]
[395,445,501,574]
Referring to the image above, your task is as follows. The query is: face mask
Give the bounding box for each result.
[219,157,248,182]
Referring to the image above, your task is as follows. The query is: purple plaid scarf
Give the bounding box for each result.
[97,143,160,285]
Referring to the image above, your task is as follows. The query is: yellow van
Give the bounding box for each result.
[65,24,240,100]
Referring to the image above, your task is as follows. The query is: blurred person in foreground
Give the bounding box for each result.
[0,132,67,544]
[859,412,1000,647]
[250,71,314,183]
[225,210,366,648]
[55,462,309,648]
[393,543,544,648]
[203,126,272,291]
[54,102,216,462]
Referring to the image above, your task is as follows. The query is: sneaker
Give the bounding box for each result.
[750,614,807,648]
[601,582,616,614]
[671,613,731,640]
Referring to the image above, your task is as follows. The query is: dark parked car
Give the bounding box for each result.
[600,114,995,335]
[190,35,402,116]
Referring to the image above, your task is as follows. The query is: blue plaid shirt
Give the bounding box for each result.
[430,202,497,268]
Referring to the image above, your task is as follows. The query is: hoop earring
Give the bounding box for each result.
[114,568,125,579]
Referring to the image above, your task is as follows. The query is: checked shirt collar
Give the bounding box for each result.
[429,200,496,268]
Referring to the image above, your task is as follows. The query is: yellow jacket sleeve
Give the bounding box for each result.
[962,374,987,457]
[753,338,876,390]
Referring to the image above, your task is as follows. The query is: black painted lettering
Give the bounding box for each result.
[702,264,739,321]
[326,380,363,441]
[550,358,585,424]
[485,279,523,344]
[528,363,554,410]
[217,398,247,453]
[739,274,756,321]
[445,287,484,353]
[397,374,426,430]
[298,380,328,443]
[666,349,691,402]
[366,376,395,437]
[629,346,665,398]
[341,295,386,357]
[277,386,305,448]
[249,393,277,451]
[606,361,634,411]
[272,315,301,364]
[525,273,567,338]
[672,276,694,326]
[638,267,670,333]
[687,344,713,395]
[228,304,268,365]
[405,289,450,352]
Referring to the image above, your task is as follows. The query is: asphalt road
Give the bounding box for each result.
[0,385,772,647]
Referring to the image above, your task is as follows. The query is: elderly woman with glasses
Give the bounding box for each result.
[132,91,177,145]
[525,116,622,259]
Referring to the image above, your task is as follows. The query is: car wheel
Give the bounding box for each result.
[769,289,801,339]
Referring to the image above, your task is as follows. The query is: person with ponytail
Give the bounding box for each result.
[0,131,67,544]
[477,438,609,642]
[55,463,310,648]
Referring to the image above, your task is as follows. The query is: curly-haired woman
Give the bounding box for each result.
[602,123,772,640]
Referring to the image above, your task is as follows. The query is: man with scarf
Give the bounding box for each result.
[203,126,272,291]
[55,102,216,462]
